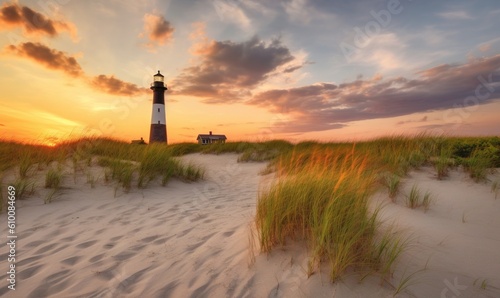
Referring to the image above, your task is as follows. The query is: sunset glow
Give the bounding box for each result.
[1,0,499,144]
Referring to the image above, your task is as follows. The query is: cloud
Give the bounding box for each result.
[0,123,5,126]
[5,41,147,97]
[6,42,83,77]
[0,2,78,41]
[247,54,500,132]
[212,0,251,30]
[282,0,330,24]
[89,75,149,96]
[477,37,500,53]
[479,43,491,53]
[396,115,428,125]
[140,13,174,50]
[173,36,298,103]
[437,11,473,20]
[239,0,275,16]
[347,33,412,72]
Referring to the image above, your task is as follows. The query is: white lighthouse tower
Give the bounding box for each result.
[149,70,167,143]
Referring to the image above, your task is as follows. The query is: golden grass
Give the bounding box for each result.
[256,144,407,281]
[0,134,498,283]
[255,134,500,282]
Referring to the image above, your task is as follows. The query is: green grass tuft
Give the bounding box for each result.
[405,184,421,209]
[12,178,36,200]
[404,185,433,211]
[422,191,433,212]
[384,173,401,201]
[98,157,135,192]
[256,146,405,281]
[45,168,63,189]
[492,180,499,199]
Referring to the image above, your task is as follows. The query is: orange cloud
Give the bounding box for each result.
[6,42,83,77]
[89,75,149,96]
[140,13,174,50]
[5,41,147,97]
[0,2,78,41]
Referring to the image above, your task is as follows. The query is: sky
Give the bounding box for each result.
[0,0,499,145]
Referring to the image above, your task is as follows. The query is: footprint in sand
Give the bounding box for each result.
[113,251,135,261]
[152,235,175,245]
[140,235,159,243]
[60,235,77,242]
[25,240,46,247]
[110,235,124,242]
[34,243,58,255]
[76,240,98,249]
[18,264,44,279]
[222,230,235,237]
[16,255,44,267]
[61,256,82,266]
[89,253,106,263]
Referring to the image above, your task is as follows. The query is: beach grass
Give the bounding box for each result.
[0,134,499,285]
[384,173,401,201]
[12,178,36,200]
[254,135,500,281]
[492,180,499,199]
[405,184,421,209]
[45,167,63,189]
[256,143,406,281]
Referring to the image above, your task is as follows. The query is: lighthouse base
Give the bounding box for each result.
[149,124,167,144]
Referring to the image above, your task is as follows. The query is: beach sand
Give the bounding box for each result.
[0,153,499,297]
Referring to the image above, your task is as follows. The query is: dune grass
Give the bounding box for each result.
[405,184,421,209]
[45,167,63,189]
[254,135,497,281]
[12,178,36,200]
[0,137,207,200]
[0,180,3,213]
[384,173,401,201]
[256,144,408,281]
[404,184,433,211]
[98,157,135,192]
[492,181,499,199]
[0,135,499,285]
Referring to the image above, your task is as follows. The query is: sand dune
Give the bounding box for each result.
[1,153,499,297]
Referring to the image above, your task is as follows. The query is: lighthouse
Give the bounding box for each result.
[149,70,168,144]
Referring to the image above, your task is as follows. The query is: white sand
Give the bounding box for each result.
[0,154,499,297]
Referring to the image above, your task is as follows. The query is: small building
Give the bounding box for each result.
[131,137,146,145]
[197,131,227,145]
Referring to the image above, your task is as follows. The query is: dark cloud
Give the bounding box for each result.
[248,55,500,132]
[173,36,297,103]
[141,13,174,49]
[0,2,78,40]
[6,42,83,77]
[89,75,148,96]
[0,123,5,126]
[5,41,147,97]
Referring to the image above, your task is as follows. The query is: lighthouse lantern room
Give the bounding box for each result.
[149,70,168,144]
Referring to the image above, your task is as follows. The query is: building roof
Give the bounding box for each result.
[197,134,227,140]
